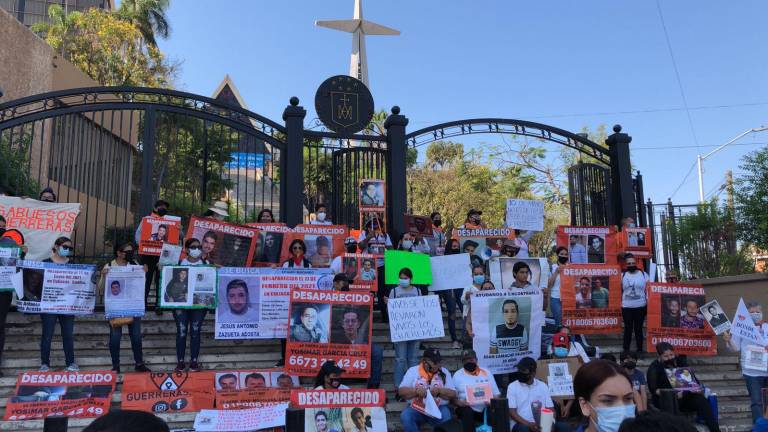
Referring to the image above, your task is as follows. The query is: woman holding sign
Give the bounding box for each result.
[172,238,210,372]
[386,268,422,392]
[39,237,78,372]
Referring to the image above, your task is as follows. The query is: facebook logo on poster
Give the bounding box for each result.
[226,152,269,169]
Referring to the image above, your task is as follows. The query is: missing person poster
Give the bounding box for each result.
[505,199,545,232]
[471,289,544,374]
[700,299,731,335]
[246,223,291,267]
[559,265,622,334]
[647,282,716,356]
[4,371,116,420]
[14,260,97,314]
[159,266,217,309]
[138,215,182,256]
[286,289,373,378]
[404,214,433,237]
[214,369,298,410]
[342,253,378,291]
[0,246,21,292]
[291,389,387,432]
[490,257,550,291]
[452,227,515,264]
[283,225,349,268]
[388,294,445,342]
[359,179,386,212]
[556,226,618,265]
[194,404,289,432]
[121,371,215,414]
[535,357,581,401]
[104,265,146,319]
[0,196,80,261]
[185,217,258,267]
[215,268,334,339]
[620,227,652,255]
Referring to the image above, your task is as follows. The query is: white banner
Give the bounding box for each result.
[505,199,544,231]
[193,403,288,431]
[732,298,766,346]
[215,268,334,339]
[104,265,146,319]
[0,246,21,292]
[0,196,80,261]
[13,260,97,314]
[471,289,544,374]
[388,295,445,342]
[428,253,472,292]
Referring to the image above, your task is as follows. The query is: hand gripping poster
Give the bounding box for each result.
[291,389,388,432]
[556,226,618,265]
[559,264,623,334]
[246,223,292,267]
[214,368,299,410]
[184,217,258,267]
[286,289,373,378]
[104,265,146,319]
[15,260,97,314]
[215,267,334,339]
[4,371,116,420]
[471,289,544,374]
[0,196,80,261]
[121,371,215,414]
[159,265,218,309]
[282,224,349,268]
[137,215,182,256]
[646,282,717,356]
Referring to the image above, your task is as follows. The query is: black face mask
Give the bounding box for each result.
[463,362,477,372]
[123,251,135,262]
[663,358,676,368]
[623,361,636,370]
[626,265,638,273]
[346,245,357,253]
[432,219,442,227]
[451,248,460,254]
[518,372,533,383]
[557,256,568,264]
[156,208,168,217]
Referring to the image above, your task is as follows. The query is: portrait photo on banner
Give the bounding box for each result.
[344,253,377,290]
[306,407,386,432]
[186,217,257,267]
[289,302,331,344]
[499,258,542,290]
[660,294,706,330]
[557,226,617,266]
[216,274,259,324]
[104,266,146,318]
[359,179,386,211]
[160,266,217,309]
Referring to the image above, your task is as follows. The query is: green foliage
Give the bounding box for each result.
[117,0,171,47]
[735,147,768,251]
[0,126,41,196]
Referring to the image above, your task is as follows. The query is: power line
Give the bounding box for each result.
[667,160,698,199]
[632,141,768,151]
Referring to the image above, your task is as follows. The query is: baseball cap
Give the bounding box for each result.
[552,332,570,349]
[320,360,345,376]
[516,356,537,372]
[344,236,357,245]
[461,349,478,361]
[423,347,442,363]
[467,208,483,217]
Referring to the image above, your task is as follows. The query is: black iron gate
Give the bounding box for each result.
[330,146,387,229]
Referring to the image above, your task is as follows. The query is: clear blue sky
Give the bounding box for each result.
[156,0,768,206]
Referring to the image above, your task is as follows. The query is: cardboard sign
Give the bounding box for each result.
[559,265,623,334]
[184,217,258,267]
[429,253,472,292]
[281,225,349,268]
[535,357,581,400]
[452,228,516,263]
[104,265,146,319]
[121,371,215,414]
[245,223,292,267]
[388,294,445,342]
[14,261,97,315]
[0,246,21,292]
[404,214,433,236]
[4,371,116,420]
[342,253,378,291]
[291,389,387,432]
[138,215,182,256]
[214,369,298,410]
[384,250,432,285]
[194,404,288,431]
[359,179,386,211]
[745,345,768,372]
[159,266,218,309]
[556,226,618,265]
[646,282,716,356]
[700,299,731,335]
[505,199,545,231]
[0,196,81,261]
[286,289,373,378]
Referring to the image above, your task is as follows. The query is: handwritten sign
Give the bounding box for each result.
[506,199,544,231]
[193,404,288,431]
[429,253,472,292]
[388,295,445,342]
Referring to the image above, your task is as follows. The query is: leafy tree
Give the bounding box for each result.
[735,147,768,251]
[117,0,171,47]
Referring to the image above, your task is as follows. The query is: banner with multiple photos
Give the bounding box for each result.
[0,245,21,292]
[138,215,182,256]
[159,266,218,309]
[556,226,618,265]
[0,196,80,261]
[14,260,97,315]
[214,369,298,410]
[471,289,544,374]
[215,267,334,339]
[281,225,349,268]
[184,217,258,267]
[559,265,623,334]
[4,371,116,420]
[619,227,652,256]
[342,253,378,291]
[104,265,146,319]
[452,228,516,263]
[286,289,373,378]
[646,282,716,356]
[121,371,215,414]
[291,389,387,432]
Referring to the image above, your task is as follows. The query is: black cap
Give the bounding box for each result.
[463,239,479,249]
[320,360,345,376]
[423,347,442,363]
[516,356,537,372]
[461,349,478,360]
[467,208,482,217]
[344,236,357,245]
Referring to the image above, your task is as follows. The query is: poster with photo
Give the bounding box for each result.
[291,389,387,432]
[490,257,550,291]
[556,226,618,265]
[184,217,258,267]
[403,214,433,237]
[665,367,701,392]
[359,179,386,211]
[159,266,217,309]
[0,246,21,292]
[700,299,731,335]
[471,289,544,374]
[104,265,146,319]
[14,260,97,315]
[138,215,182,256]
[281,225,349,268]
[559,264,622,334]
[214,369,298,410]
[535,357,581,400]
[452,228,515,264]
[647,282,716,355]
[343,253,378,291]
[246,223,291,267]
[620,227,652,255]
[286,289,373,378]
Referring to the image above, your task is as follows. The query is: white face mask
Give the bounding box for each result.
[317,212,326,221]
[188,248,202,258]
[402,240,413,250]
[751,312,763,324]
[590,403,635,432]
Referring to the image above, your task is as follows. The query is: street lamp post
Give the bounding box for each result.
[696,126,768,202]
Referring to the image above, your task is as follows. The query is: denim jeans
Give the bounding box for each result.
[40,314,75,366]
[400,404,452,432]
[108,318,144,367]
[172,309,208,362]
[744,374,768,423]
[550,297,562,328]
[453,288,464,314]
[394,340,419,387]
[438,290,458,341]
[368,343,384,388]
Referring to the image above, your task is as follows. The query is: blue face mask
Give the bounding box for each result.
[554,347,568,358]
[399,278,410,288]
[58,247,71,257]
[473,275,485,285]
[591,403,635,432]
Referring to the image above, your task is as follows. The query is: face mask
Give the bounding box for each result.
[518,372,533,383]
[557,256,568,264]
[156,208,168,217]
[401,240,413,250]
[627,223,636,228]
[398,278,410,288]
[663,358,676,368]
[626,265,638,273]
[463,362,477,372]
[451,248,460,254]
[317,212,326,221]
[123,251,134,261]
[432,219,442,227]
[346,245,357,253]
[751,312,763,324]
[592,404,635,432]
[554,347,568,358]
[473,275,485,285]
[472,216,481,224]
[58,247,71,257]
[188,248,202,258]
[214,214,226,221]
[329,379,341,389]
[623,361,636,370]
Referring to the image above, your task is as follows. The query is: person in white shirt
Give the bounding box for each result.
[621,254,649,353]
[217,279,259,323]
[310,203,333,225]
[398,348,457,432]
[507,357,570,432]
[568,235,588,264]
[452,350,500,430]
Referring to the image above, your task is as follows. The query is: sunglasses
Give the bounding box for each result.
[120,249,134,254]
[292,246,303,250]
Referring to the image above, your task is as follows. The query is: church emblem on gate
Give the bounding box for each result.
[315,75,374,136]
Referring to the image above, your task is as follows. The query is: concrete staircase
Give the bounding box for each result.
[0,311,754,431]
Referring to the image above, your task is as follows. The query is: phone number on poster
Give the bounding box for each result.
[288,356,368,370]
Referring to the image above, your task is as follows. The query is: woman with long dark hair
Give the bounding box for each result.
[171,238,210,372]
[573,360,636,432]
[39,236,77,371]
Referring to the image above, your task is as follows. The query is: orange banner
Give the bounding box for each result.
[560,264,623,334]
[246,223,292,267]
[4,371,116,420]
[279,225,349,268]
[213,369,297,410]
[556,226,618,266]
[646,282,716,356]
[184,217,258,267]
[138,216,182,256]
[121,371,215,414]
[343,253,378,291]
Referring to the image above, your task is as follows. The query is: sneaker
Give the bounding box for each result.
[39,364,50,372]
[274,359,285,367]
[66,363,80,372]
[111,365,121,374]
[451,340,462,349]
[134,363,151,373]
[174,361,186,372]
[188,361,201,372]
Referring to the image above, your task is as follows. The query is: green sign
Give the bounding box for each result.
[384,250,432,285]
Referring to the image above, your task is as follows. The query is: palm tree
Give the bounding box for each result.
[118,0,171,46]
[31,4,81,57]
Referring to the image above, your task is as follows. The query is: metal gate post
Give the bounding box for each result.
[606,124,634,226]
[282,97,306,226]
[139,108,157,218]
[384,106,409,238]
